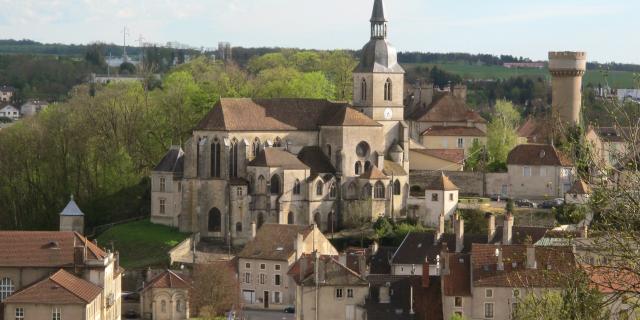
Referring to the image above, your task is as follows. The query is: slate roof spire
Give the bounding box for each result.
[60,195,84,216]
[370,0,388,39]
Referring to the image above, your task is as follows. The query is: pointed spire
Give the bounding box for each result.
[370,0,388,39]
[370,0,388,23]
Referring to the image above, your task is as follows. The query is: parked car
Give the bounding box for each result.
[541,198,564,209]
[123,310,139,319]
[515,199,537,208]
[284,306,295,313]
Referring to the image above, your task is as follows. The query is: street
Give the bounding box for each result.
[241,309,295,320]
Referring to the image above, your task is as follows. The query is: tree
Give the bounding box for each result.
[191,262,241,319]
[252,67,335,99]
[465,139,485,172]
[487,99,520,165]
[506,199,514,214]
[84,43,107,71]
[119,62,136,75]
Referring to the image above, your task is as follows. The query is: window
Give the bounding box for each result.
[252,138,261,158]
[513,289,521,298]
[540,167,547,177]
[161,300,167,313]
[336,288,344,299]
[236,187,243,196]
[347,182,357,199]
[393,179,401,195]
[316,181,324,196]
[15,307,24,320]
[159,177,166,192]
[270,175,281,195]
[274,137,282,147]
[347,288,354,298]
[362,184,372,199]
[0,277,14,301]
[208,208,222,232]
[159,199,166,214]
[457,138,464,149]
[355,161,362,175]
[485,289,493,298]
[523,167,531,177]
[236,222,243,232]
[52,307,61,320]
[364,161,371,172]
[287,212,294,225]
[361,78,367,101]
[293,179,301,195]
[260,263,266,270]
[484,303,494,318]
[244,272,251,283]
[176,300,182,312]
[374,181,385,199]
[229,140,239,178]
[326,144,332,158]
[211,139,221,177]
[274,291,282,304]
[356,142,370,158]
[178,182,182,192]
[329,183,337,198]
[432,193,439,202]
[449,193,454,201]
[454,296,463,307]
[275,264,281,271]
[245,262,251,269]
[275,274,281,286]
[260,274,266,285]
[384,78,393,101]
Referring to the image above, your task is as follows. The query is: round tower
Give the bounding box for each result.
[548,51,587,125]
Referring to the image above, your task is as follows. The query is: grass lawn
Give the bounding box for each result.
[96,219,190,269]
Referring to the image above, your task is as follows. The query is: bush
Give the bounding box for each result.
[487,161,507,172]
[554,204,587,225]
[373,217,394,239]
[459,209,488,234]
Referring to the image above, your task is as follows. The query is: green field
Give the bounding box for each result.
[96,219,190,269]
[403,62,637,88]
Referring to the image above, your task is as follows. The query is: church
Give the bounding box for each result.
[151,0,426,245]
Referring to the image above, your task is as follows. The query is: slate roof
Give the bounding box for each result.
[0,231,107,267]
[391,232,487,265]
[507,144,573,166]
[370,0,388,22]
[421,126,486,137]
[442,253,471,296]
[153,146,184,173]
[142,270,191,291]
[369,246,396,274]
[355,39,405,74]
[424,173,459,191]
[60,197,84,217]
[409,95,487,123]
[471,244,575,287]
[297,146,336,174]
[382,160,407,176]
[411,149,465,164]
[237,224,313,261]
[567,179,591,195]
[4,269,102,304]
[0,85,15,92]
[248,148,309,170]
[359,164,389,180]
[196,98,379,132]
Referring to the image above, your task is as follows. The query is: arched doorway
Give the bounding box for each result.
[270,175,281,195]
[257,212,265,229]
[287,212,294,225]
[208,208,221,233]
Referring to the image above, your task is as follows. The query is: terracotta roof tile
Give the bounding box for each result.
[382,160,407,176]
[507,144,573,166]
[421,126,485,137]
[143,270,191,291]
[237,224,314,261]
[359,165,389,180]
[4,269,101,304]
[567,179,591,194]
[247,148,309,170]
[443,253,471,296]
[409,95,486,123]
[411,149,464,164]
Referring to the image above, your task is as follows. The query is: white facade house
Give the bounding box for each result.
[424,173,459,226]
[0,105,19,120]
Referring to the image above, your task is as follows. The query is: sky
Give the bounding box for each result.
[0,0,638,64]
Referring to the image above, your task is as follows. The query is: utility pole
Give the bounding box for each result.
[136,34,145,68]
[121,26,130,62]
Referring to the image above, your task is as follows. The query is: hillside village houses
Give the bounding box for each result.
[0,85,14,102]
[0,105,19,120]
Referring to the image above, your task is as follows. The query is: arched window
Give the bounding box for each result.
[355,162,362,175]
[270,175,281,195]
[236,222,243,232]
[326,144,332,159]
[249,176,255,194]
[329,183,337,198]
[327,212,336,233]
[313,212,321,227]
[394,179,401,196]
[347,182,357,199]
[356,141,370,158]
[252,138,261,157]
[361,78,367,101]
[316,181,324,196]
[274,137,282,147]
[208,208,222,232]
[374,181,386,199]
[196,137,202,177]
[0,277,14,301]
[258,175,266,194]
[257,213,265,228]
[287,212,294,225]
[384,78,393,101]
[293,179,301,195]
[364,161,372,172]
[362,184,372,199]
[161,300,167,312]
[176,300,182,312]
[229,139,238,178]
[211,139,221,178]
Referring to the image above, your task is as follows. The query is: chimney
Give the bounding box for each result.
[295,233,305,260]
[436,212,445,241]
[422,257,430,288]
[496,247,504,271]
[486,213,496,243]
[503,213,514,245]
[251,221,257,239]
[300,255,308,283]
[455,212,464,253]
[441,243,450,275]
[358,254,368,277]
[526,244,537,269]
[379,285,391,304]
[317,255,326,284]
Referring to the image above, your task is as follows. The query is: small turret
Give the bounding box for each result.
[59,195,85,235]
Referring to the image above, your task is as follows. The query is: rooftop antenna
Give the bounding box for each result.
[121,26,130,62]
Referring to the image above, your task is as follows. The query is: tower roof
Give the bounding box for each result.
[60,196,84,217]
[370,0,388,23]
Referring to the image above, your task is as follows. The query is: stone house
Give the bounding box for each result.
[409,149,464,172]
[0,105,19,120]
[564,179,591,205]
[20,100,48,117]
[236,224,338,310]
[140,270,191,320]
[2,269,103,320]
[423,173,459,226]
[506,144,575,199]
[0,85,14,103]
[585,126,630,170]
[289,254,369,320]
[0,231,123,320]
[151,146,184,228]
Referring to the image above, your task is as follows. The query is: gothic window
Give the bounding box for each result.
[384,78,393,101]
[293,179,301,195]
[196,137,201,177]
[394,179,401,196]
[374,181,385,199]
[287,212,294,225]
[270,175,281,195]
[252,138,261,158]
[329,183,337,198]
[355,162,362,175]
[161,301,166,313]
[347,182,357,199]
[362,184,372,200]
[274,137,282,147]
[236,222,243,232]
[0,277,14,301]
[361,78,367,101]
[327,212,336,233]
[364,161,372,172]
[229,139,239,178]
[258,175,266,194]
[316,181,324,196]
[249,176,255,194]
[208,208,222,232]
[211,139,221,178]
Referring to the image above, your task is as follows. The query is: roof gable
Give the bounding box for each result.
[4,269,101,304]
[410,95,486,123]
[425,173,459,191]
[153,146,184,173]
[507,144,573,166]
[237,224,314,261]
[143,270,191,291]
[248,148,309,170]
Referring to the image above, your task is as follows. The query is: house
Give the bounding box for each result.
[0,231,123,320]
[140,270,192,320]
[236,224,338,310]
[585,126,630,169]
[506,144,574,199]
[565,179,591,205]
[151,146,184,228]
[2,269,103,320]
[20,100,48,117]
[0,105,19,120]
[423,173,459,225]
[517,117,548,144]
[409,149,464,172]
[289,254,369,320]
[0,85,14,102]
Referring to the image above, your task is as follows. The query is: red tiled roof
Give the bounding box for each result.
[4,269,101,304]
[237,224,314,261]
[507,144,573,166]
[409,95,487,123]
[421,126,485,137]
[0,231,107,267]
[585,265,640,294]
[143,270,192,291]
[359,165,389,180]
[567,179,591,195]
[412,148,465,164]
[443,253,471,296]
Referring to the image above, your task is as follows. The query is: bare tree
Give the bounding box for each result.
[191,262,242,319]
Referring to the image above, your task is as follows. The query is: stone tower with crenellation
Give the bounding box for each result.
[548,51,587,125]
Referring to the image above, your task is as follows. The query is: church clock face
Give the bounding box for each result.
[384,108,393,120]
